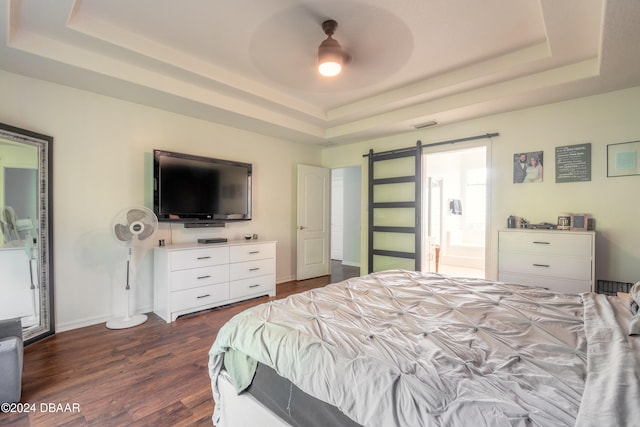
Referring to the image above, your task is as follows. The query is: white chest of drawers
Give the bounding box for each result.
[154,241,276,322]
[498,229,595,294]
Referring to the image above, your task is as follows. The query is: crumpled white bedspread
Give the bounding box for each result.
[209,270,640,427]
[575,291,640,426]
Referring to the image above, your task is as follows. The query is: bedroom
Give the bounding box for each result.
[1,0,640,425]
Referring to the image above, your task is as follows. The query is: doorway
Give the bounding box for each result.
[330,167,362,281]
[423,146,487,278]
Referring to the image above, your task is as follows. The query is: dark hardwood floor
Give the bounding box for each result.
[330,259,360,282]
[2,265,360,427]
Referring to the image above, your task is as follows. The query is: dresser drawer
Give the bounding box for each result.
[170,247,229,271]
[171,283,229,311]
[170,264,229,291]
[499,252,592,281]
[498,272,591,294]
[230,258,275,281]
[499,231,592,257]
[230,274,275,299]
[230,243,276,263]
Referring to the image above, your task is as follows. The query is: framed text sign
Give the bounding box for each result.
[555,143,591,183]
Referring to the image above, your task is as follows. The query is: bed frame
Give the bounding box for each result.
[216,371,290,427]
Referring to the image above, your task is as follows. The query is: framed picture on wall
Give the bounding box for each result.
[513,151,543,183]
[607,140,640,177]
[555,143,591,183]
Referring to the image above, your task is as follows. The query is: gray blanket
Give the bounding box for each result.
[209,270,640,427]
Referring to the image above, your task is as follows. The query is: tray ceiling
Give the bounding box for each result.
[1,0,639,145]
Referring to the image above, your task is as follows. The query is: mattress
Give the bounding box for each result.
[209,270,640,427]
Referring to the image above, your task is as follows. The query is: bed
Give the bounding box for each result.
[208,270,640,427]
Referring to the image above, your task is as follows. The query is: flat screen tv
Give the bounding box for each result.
[153,149,252,224]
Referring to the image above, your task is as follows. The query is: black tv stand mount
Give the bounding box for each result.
[184,222,225,228]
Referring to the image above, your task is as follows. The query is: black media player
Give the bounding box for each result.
[197,238,228,244]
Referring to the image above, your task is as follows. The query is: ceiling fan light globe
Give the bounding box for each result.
[319,61,342,76]
[317,32,346,77]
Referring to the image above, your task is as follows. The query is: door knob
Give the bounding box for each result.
[298,226,306,230]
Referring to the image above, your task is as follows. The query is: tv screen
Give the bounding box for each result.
[153,150,252,223]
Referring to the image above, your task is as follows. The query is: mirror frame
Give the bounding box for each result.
[0,122,54,344]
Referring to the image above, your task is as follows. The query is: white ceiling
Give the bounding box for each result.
[1,0,639,145]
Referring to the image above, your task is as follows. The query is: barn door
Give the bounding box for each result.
[367,143,422,273]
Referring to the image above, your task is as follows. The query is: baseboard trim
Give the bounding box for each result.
[56,304,154,332]
[276,275,295,284]
[341,261,361,267]
[56,314,110,333]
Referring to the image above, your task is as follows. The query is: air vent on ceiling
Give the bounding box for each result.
[413,120,438,130]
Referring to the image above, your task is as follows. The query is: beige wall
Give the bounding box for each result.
[322,86,640,284]
[0,70,321,331]
[2,65,639,332]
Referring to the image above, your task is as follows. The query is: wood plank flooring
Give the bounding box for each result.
[1,271,358,427]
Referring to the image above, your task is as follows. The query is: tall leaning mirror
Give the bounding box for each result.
[0,122,54,344]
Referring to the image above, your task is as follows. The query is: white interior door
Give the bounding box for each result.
[331,171,344,260]
[0,247,35,320]
[296,165,330,280]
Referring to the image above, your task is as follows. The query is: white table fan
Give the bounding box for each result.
[106,206,158,329]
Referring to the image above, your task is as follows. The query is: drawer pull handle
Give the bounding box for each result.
[249,267,260,271]
[197,256,212,260]
[533,264,550,268]
[532,241,550,245]
[197,275,211,280]
[197,294,211,299]
[249,251,260,254]
[249,284,260,289]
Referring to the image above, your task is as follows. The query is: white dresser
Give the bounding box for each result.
[498,229,595,294]
[154,240,276,322]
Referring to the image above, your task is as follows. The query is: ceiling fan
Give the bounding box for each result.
[317,19,350,77]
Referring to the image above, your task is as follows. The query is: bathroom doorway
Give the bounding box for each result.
[423,146,487,278]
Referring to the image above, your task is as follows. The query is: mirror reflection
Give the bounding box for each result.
[0,123,53,343]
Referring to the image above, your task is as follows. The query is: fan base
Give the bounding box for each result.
[105,314,148,330]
